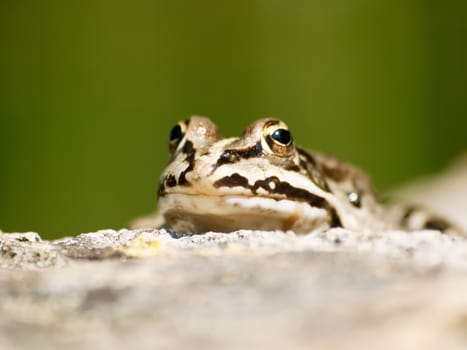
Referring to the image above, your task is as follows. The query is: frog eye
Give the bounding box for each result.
[168,120,188,152]
[271,128,292,145]
[262,120,294,157]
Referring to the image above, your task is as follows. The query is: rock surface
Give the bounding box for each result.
[1,155,467,350]
[2,228,467,350]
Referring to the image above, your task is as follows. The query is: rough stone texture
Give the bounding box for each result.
[1,154,467,350]
[2,229,467,350]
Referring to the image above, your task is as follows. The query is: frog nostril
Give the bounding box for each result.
[220,150,232,162]
[217,150,240,166]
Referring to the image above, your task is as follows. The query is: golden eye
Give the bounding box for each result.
[168,120,188,152]
[262,120,294,157]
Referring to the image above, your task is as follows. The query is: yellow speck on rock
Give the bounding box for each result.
[113,236,161,258]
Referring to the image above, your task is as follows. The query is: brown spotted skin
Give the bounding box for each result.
[132,116,461,235]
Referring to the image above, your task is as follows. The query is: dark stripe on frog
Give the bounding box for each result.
[178,140,196,186]
[400,206,416,227]
[424,218,451,232]
[157,182,165,197]
[399,205,425,230]
[400,205,451,233]
[159,174,180,196]
[297,147,317,166]
[166,174,177,187]
[214,173,342,228]
[264,119,281,127]
[215,142,263,168]
[297,147,330,192]
[214,172,250,188]
[159,174,178,196]
[284,164,301,172]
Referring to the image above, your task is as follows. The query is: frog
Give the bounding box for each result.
[132,116,459,235]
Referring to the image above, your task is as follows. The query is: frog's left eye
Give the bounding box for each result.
[271,128,292,145]
[262,120,294,157]
[168,120,188,152]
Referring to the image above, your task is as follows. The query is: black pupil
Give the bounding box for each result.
[169,124,183,142]
[271,128,291,145]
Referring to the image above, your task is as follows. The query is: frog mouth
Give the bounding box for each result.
[157,193,338,234]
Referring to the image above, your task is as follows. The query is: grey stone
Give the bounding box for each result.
[1,228,467,350]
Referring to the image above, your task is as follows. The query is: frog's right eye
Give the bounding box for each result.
[168,121,187,152]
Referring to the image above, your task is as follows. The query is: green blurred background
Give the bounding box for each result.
[1,1,466,238]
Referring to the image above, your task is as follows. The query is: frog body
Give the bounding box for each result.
[132,116,458,235]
